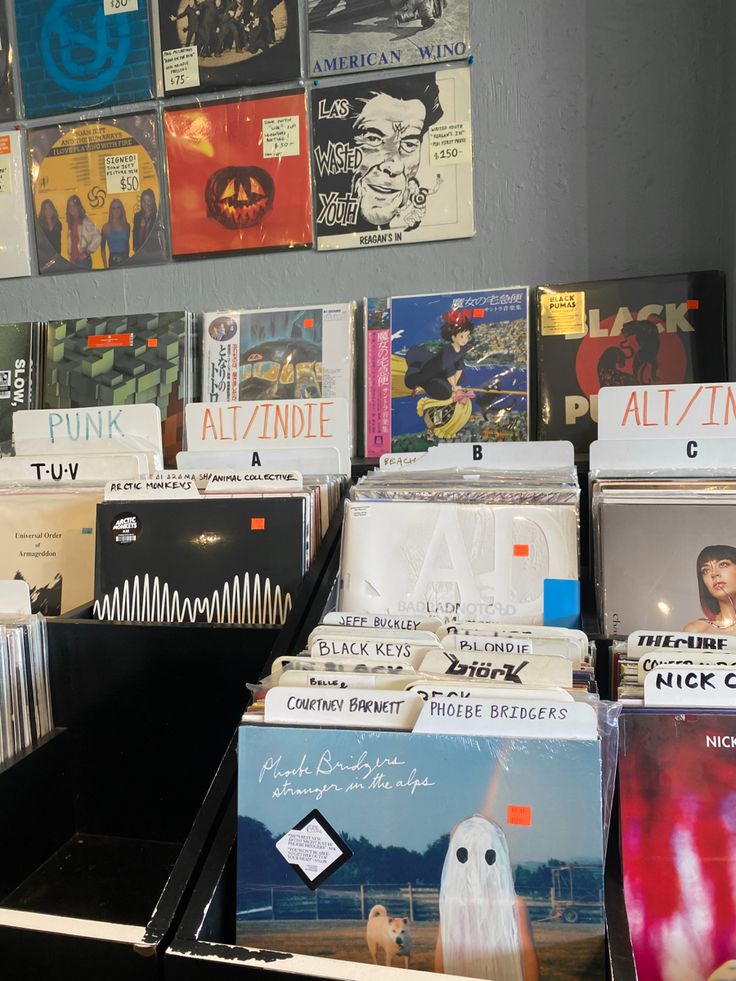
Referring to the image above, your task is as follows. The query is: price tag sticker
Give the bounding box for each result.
[262,116,300,158]
[104,0,139,12]
[163,46,200,91]
[0,135,11,195]
[105,153,140,195]
[428,120,471,166]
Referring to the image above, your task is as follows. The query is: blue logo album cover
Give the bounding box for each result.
[16,0,155,118]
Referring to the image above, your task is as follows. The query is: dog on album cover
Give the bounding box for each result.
[366,905,412,968]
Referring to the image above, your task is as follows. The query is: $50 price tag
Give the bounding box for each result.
[105,153,140,195]
[104,0,138,13]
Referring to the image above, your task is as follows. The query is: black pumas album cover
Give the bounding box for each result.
[94,498,307,625]
[535,271,727,455]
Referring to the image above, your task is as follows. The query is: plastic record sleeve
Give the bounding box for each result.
[163,89,313,260]
[0,130,34,280]
[28,111,168,276]
[0,0,17,122]
[156,0,300,96]
[310,65,475,251]
[14,0,155,119]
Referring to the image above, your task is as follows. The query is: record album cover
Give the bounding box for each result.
[308,0,469,77]
[0,489,100,616]
[619,711,736,981]
[311,67,474,251]
[29,113,167,276]
[0,2,16,122]
[339,500,579,624]
[164,92,312,260]
[0,130,34,280]
[0,322,38,446]
[158,0,300,94]
[94,497,307,624]
[42,312,191,466]
[535,272,727,455]
[367,288,529,454]
[237,724,605,979]
[16,0,155,119]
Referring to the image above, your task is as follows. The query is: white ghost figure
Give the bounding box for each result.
[438,815,526,981]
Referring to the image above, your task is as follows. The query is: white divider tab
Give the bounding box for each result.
[177,448,340,477]
[184,400,350,475]
[0,580,31,615]
[105,478,200,501]
[265,687,424,730]
[418,649,573,688]
[443,633,535,655]
[204,471,303,494]
[323,612,444,633]
[309,639,428,667]
[379,453,428,471]
[414,697,597,738]
[407,440,574,472]
[627,629,736,656]
[645,667,736,707]
[408,681,574,703]
[598,383,736,440]
[13,406,163,458]
[638,652,736,684]
[0,454,147,484]
[591,438,736,475]
[278,670,408,691]
[271,655,418,677]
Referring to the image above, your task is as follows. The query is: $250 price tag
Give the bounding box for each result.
[428,121,472,166]
[104,0,138,13]
[105,153,140,195]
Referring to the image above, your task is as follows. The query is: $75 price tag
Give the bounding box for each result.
[104,0,138,13]
[105,153,140,195]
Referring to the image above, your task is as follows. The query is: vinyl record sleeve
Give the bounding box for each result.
[308,0,470,77]
[93,497,307,624]
[157,0,300,95]
[16,0,155,119]
[0,2,17,122]
[42,312,191,467]
[311,67,474,251]
[0,488,100,616]
[0,131,33,280]
[164,91,313,260]
[595,494,736,638]
[535,271,727,456]
[237,724,605,979]
[339,500,579,624]
[619,710,736,980]
[365,288,529,454]
[0,322,38,446]
[29,112,167,276]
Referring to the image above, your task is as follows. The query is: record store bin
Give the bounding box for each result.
[0,509,343,981]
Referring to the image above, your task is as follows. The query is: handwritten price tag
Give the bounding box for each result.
[104,0,138,13]
[163,46,200,91]
[0,136,11,195]
[105,153,140,195]
[262,116,300,158]
[428,120,472,166]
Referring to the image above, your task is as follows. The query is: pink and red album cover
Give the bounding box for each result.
[163,91,312,260]
[619,710,736,981]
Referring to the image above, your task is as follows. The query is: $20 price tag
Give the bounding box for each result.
[104,0,139,13]
[105,153,140,195]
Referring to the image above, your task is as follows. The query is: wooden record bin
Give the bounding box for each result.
[0,507,343,981]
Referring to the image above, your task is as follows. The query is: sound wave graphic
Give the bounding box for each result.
[93,573,293,625]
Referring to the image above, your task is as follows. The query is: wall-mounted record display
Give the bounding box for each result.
[28,112,167,276]
[15,0,155,119]
[308,0,469,78]
[157,0,300,95]
[164,91,312,260]
[311,67,474,251]
[0,1,16,122]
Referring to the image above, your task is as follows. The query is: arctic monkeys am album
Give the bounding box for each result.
[29,112,167,275]
[308,0,469,77]
[311,67,474,251]
[164,91,312,259]
[535,271,727,455]
[94,497,307,624]
[158,0,300,94]
[237,724,605,979]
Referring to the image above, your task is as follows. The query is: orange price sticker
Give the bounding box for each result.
[304,319,314,329]
[513,544,530,557]
[473,307,485,318]
[0,135,11,155]
[687,299,700,310]
[147,338,158,348]
[251,517,266,531]
[508,804,532,827]
[88,333,133,349]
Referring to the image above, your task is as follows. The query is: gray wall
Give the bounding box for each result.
[0,1,731,366]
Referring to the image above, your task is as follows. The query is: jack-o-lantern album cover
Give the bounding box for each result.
[157,0,300,94]
[311,66,474,251]
[164,91,312,260]
[237,724,605,980]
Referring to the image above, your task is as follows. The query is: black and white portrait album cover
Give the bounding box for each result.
[94,497,307,625]
[308,0,469,77]
[311,66,474,251]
